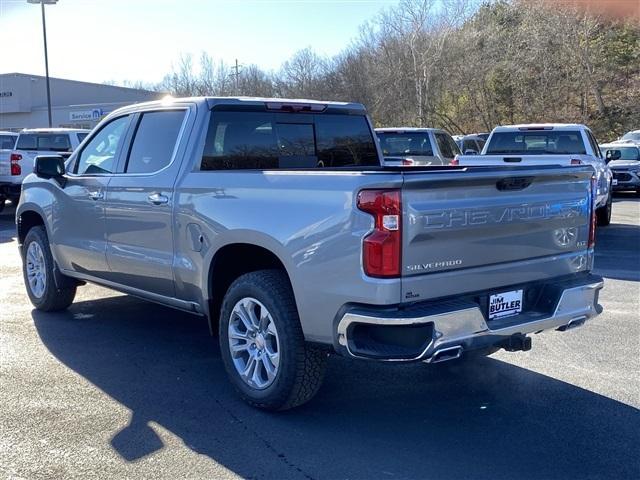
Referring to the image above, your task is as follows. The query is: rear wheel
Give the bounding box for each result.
[219,270,327,410]
[596,193,612,226]
[0,198,5,214]
[22,226,76,311]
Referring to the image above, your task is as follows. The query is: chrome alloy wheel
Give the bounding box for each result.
[26,241,47,298]
[228,297,280,389]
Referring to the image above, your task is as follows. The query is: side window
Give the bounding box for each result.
[77,132,89,143]
[75,116,130,175]
[586,131,602,158]
[435,133,456,158]
[125,110,186,174]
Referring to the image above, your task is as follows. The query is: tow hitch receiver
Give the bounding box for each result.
[502,334,532,352]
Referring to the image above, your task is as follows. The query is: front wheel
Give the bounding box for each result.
[22,226,76,311]
[596,194,612,226]
[219,270,327,410]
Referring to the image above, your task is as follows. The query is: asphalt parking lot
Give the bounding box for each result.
[1,195,638,480]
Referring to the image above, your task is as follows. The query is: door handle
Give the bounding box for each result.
[88,190,103,200]
[147,192,169,205]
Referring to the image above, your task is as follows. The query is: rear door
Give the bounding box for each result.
[103,107,190,297]
[400,166,594,301]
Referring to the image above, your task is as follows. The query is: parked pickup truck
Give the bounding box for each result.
[17,98,604,410]
[456,124,613,226]
[0,128,89,207]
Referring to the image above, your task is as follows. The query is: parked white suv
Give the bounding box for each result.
[456,124,613,225]
[0,128,89,207]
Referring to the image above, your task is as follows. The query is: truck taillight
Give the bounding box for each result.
[450,155,459,166]
[570,159,582,165]
[589,176,597,248]
[10,153,22,176]
[357,189,402,278]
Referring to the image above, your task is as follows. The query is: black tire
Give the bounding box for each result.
[0,198,5,214]
[596,194,612,226]
[219,269,327,411]
[22,226,76,311]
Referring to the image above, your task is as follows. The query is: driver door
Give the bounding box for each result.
[53,115,133,277]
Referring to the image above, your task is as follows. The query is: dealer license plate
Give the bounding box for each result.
[488,290,523,320]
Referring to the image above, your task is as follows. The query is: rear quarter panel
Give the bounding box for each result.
[174,170,404,344]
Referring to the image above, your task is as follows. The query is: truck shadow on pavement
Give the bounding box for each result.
[33,296,639,480]
[0,203,17,244]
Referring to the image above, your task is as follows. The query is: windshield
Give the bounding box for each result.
[621,131,640,142]
[601,146,640,161]
[486,131,586,154]
[377,132,434,157]
[16,133,72,152]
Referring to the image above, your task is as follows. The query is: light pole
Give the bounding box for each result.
[27,0,58,127]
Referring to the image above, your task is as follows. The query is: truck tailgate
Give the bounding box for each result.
[400,166,594,302]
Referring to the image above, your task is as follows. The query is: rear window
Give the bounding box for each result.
[602,146,640,161]
[16,133,72,152]
[0,135,16,150]
[486,131,586,154]
[200,111,379,170]
[377,132,433,157]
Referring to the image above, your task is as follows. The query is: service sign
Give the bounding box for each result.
[69,109,103,121]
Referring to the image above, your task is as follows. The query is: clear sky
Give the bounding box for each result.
[0,0,399,85]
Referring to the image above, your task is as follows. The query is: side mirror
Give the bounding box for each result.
[35,155,66,181]
[464,149,478,155]
[605,150,621,162]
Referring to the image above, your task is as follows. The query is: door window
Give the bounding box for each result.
[75,116,130,175]
[435,132,459,158]
[586,130,602,158]
[125,110,186,174]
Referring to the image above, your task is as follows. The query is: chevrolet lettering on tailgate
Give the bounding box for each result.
[421,200,586,229]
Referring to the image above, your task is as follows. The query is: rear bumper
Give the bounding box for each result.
[335,274,603,362]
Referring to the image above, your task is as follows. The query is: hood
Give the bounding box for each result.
[609,160,640,169]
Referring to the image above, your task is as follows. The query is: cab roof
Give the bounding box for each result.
[492,123,589,132]
[108,96,366,116]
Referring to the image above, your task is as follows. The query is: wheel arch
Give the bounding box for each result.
[205,242,294,335]
[17,208,47,248]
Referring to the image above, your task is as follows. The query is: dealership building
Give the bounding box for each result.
[0,73,164,131]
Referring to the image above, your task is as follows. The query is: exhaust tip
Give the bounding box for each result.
[429,346,463,363]
[557,316,587,331]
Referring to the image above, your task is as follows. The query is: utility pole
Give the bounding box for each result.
[232,59,241,95]
[28,0,58,127]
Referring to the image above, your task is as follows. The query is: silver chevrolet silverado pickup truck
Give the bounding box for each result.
[17,97,604,410]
